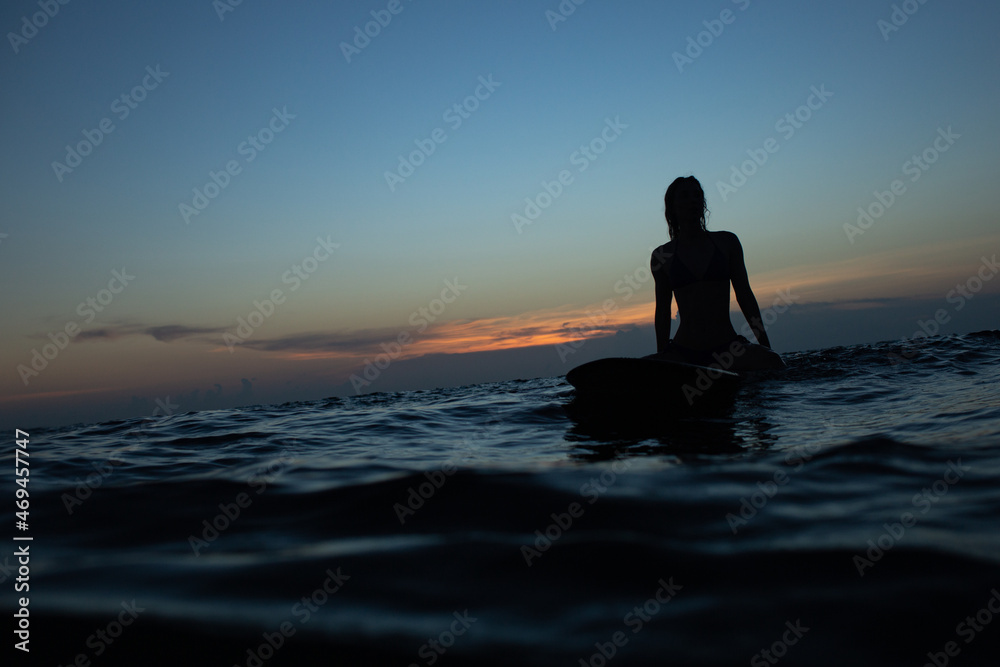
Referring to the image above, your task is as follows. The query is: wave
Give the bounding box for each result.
[9,331,1000,665]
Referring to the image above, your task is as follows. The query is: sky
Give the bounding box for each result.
[2,0,999,429]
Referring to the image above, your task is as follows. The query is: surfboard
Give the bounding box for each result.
[566,356,740,406]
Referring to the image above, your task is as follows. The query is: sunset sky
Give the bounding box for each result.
[2,0,998,428]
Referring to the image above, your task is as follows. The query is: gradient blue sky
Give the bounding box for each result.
[2,0,999,428]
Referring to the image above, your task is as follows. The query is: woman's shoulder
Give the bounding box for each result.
[650,241,675,274]
[652,240,675,256]
[710,230,741,248]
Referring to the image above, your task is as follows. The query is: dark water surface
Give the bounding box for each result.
[7,332,1000,665]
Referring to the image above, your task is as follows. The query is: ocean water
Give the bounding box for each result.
[8,331,1000,666]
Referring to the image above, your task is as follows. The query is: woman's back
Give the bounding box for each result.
[652,231,739,350]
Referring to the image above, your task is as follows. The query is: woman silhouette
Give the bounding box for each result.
[650,176,784,371]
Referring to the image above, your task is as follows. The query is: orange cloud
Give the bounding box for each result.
[266,300,657,362]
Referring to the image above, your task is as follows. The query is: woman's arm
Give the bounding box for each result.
[652,250,673,353]
[727,233,772,349]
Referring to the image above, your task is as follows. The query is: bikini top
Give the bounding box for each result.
[665,235,730,289]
